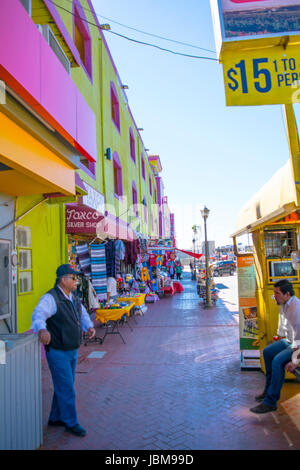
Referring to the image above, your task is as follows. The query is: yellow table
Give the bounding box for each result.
[117,294,147,322]
[95,302,134,344]
[117,294,146,307]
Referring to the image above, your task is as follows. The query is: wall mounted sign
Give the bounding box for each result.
[222,45,300,105]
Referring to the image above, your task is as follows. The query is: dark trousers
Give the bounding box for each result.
[46,347,78,427]
[262,339,293,407]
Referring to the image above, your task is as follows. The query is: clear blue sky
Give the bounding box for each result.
[92,0,298,249]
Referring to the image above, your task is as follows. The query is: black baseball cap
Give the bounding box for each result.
[56,264,81,278]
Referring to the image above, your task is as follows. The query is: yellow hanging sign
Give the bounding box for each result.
[222,45,300,106]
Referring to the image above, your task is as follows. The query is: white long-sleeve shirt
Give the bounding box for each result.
[277,296,300,348]
[31,286,94,333]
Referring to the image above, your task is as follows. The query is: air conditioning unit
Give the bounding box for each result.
[19,0,31,16]
[37,24,71,75]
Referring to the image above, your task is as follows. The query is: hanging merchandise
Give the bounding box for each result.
[75,243,91,275]
[141,266,151,282]
[90,243,107,301]
[141,253,148,264]
[105,239,115,277]
[139,281,147,292]
[114,238,125,276]
[149,253,157,267]
[140,238,147,254]
[132,278,140,292]
[151,278,159,292]
[156,255,163,267]
[115,239,125,260]
[88,280,100,310]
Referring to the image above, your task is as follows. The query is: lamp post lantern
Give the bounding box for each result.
[201,206,212,308]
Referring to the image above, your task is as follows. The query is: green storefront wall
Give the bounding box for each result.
[16,196,67,333]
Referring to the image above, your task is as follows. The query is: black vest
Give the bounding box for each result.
[45,285,82,351]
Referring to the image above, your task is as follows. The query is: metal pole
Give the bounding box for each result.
[204,217,212,308]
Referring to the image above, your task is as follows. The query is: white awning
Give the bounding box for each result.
[232,160,298,238]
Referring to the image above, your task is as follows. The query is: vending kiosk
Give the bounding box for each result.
[232,158,300,375]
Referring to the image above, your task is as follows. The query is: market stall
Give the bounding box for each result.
[232,157,300,373]
[144,238,184,297]
[95,302,135,344]
[117,293,147,317]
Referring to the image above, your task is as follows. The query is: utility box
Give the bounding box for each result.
[0,334,43,450]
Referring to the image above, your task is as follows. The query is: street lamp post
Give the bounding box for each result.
[201,206,212,308]
[192,237,196,280]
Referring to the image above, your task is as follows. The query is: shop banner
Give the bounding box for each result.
[237,255,259,350]
[148,238,174,248]
[65,205,137,240]
[222,45,300,105]
[215,0,300,41]
[66,204,104,234]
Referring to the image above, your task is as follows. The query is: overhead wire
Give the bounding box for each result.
[47,0,218,61]
[60,0,216,54]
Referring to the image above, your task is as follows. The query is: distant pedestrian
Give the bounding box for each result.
[176,263,182,280]
[169,264,175,279]
[190,262,193,280]
[31,264,96,436]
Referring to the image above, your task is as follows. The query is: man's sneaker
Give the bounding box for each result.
[255,390,267,402]
[48,420,65,427]
[250,402,277,414]
[65,424,87,437]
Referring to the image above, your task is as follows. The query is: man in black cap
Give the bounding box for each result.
[31,264,96,437]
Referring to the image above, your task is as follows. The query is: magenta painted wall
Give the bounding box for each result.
[0,0,97,163]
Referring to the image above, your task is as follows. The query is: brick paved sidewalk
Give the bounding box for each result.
[40,273,300,450]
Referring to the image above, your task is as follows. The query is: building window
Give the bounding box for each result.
[129,128,136,163]
[149,176,152,196]
[73,0,92,80]
[141,153,145,180]
[264,229,297,258]
[113,152,123,197]
[132,181,138,217]
[16,226,33,294]
[80,159,96,178]
[111,82,120,133]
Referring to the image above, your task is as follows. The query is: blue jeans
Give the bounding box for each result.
[262,339,293,407]
[46,347,78,427]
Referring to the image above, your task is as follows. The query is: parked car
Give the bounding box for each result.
[213,261,236,277]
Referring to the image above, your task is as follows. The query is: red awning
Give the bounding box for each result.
[176,249,203,259]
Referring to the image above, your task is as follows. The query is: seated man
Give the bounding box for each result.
[250,279,300,414]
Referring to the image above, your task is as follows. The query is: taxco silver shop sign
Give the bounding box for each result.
[65,204,104,234]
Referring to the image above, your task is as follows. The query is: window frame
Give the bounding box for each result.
[141,153,145,180]
[129,127,136,164]
[113,151,123,198]
[110,81,121,133]
[73,0,93,82]
[149,175,152,196]
[132,180,138,217]
[16,226,33,295]
[143,197,147,224]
